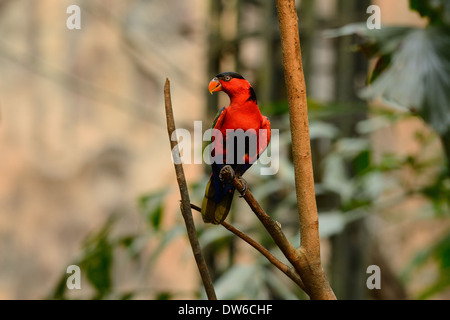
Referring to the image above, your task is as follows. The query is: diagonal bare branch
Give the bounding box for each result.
[164,79,217,300]
[189,203,305,290]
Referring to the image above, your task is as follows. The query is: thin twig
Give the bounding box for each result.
[221,222,306,291]
[190,203,305,290]
[164,79,217,300]
[219,168,300,266]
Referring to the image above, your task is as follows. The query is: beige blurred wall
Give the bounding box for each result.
[373,0,427,26]
[0,0,207,299]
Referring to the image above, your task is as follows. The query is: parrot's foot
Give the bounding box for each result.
[219,165,247,197]
[237,177,248,197]
[219,165,235,182]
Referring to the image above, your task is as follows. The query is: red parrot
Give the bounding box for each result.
[201,72,271,224]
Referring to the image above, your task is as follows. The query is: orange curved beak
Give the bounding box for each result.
[208,78,222,94]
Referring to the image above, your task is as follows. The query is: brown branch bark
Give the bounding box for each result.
[276,0,336,300]
[223,170,301,265]
[220,163,334,299]
[164,79,217,300]
[190,203,305,290]
[221,221,305,290]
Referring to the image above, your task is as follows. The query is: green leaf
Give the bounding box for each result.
[352,149,371,175]
[48,270,71,300]
[264,269,299,300]
[80,236,114,299]
[403,231,450,299]
[356,113,402,135]
[410,0,450,26]
[324,23,414,57]
[369,54,392,84]
[318,212,346,238]
[360,27,450,135]
[139,189,168,230]
[421,168,450,216]
[322,153,354,203]
[309,121,340,140]
[213,264,266,299]
[327,23,450,135]
[335,138,370,159]
[119,291,135,300]
[119,235,136,248]
[251,179,286,200]
[198,225,233,249]
[156,291,174,300]
[437,235,450,270]
[76,217,118,299]
[410,0,436,19]
[148,226,185,267]
[376,153,404,172]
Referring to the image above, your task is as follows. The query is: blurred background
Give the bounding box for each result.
[0,0,449,300]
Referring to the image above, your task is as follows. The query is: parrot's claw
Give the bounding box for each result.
[219,166,247,197]
[237,177,248,197]
[219,165,235,182]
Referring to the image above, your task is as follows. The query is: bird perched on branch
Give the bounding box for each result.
[201,72,271,224]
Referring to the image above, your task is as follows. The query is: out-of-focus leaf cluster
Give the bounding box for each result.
[325,28,450,136]
[49,100,449,299]
[325,0,450,136]
[403,233,450,299]
[322,0,450,298]
[410,0,450,26]
[49,189,187,300]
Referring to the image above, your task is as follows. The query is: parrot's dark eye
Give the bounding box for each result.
[224,75,232,81]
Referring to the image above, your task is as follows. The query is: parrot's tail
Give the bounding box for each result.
[201,177,235,224]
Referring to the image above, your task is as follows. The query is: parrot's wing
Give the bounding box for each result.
[258,115,271,157]
[211,106,227,131]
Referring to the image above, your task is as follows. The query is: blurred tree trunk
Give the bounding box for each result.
[206,0,223,118]
[329,0,371,300]
[370,238,408,299]
[331,219,371,299]
[257,0,277,106]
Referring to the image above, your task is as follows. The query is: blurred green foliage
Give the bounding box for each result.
[50,216,116,300]
[49,95,449,299]
[403,233,450,299]
[326,2,450,136]
[324,0,450,298]
[410,0,450,26]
